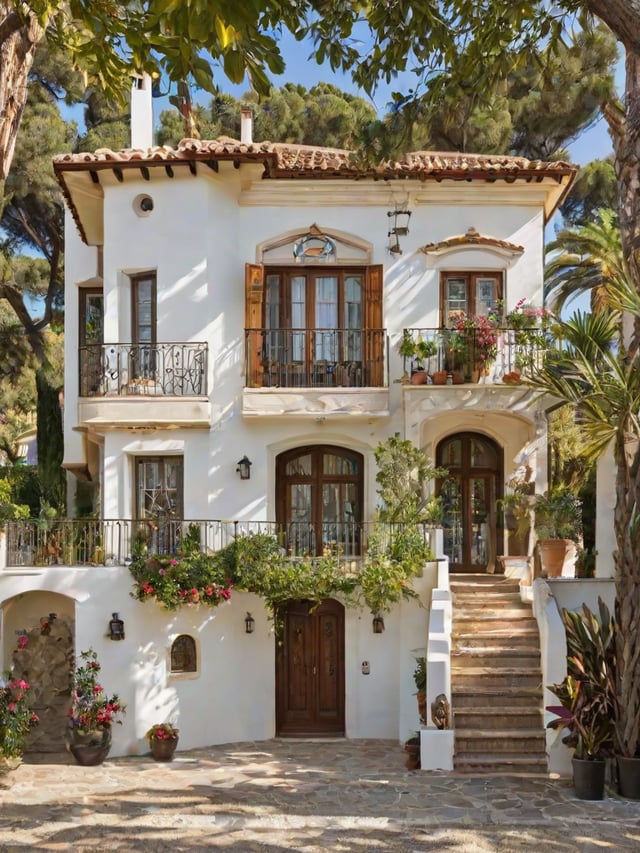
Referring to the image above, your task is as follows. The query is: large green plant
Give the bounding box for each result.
[534,488,583,541]
[546,599,617,759]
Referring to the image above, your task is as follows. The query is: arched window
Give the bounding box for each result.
[170,635,197,673]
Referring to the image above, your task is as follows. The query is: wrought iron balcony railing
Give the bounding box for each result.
[245,328,388,388]
[3,518,435,568]
[401,327,554,384]
[79,342,208,397]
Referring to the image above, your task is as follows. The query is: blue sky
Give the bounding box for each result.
[187,28,618,167]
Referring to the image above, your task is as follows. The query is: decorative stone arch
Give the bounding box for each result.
[256,223,373,265]
[420,227,524,262]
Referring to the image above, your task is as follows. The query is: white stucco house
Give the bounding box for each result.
[2,80,610,769]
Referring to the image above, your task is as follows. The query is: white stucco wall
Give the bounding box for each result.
[0,563,436,754]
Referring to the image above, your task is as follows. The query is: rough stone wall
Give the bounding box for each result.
[11,617,74,753]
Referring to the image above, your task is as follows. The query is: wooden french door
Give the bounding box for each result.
[276,445,363,556]
[436,433,502,573]
[276,599,345,737]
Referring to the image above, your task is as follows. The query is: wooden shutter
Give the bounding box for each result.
[245,263,264,387]
[364,265,383,386]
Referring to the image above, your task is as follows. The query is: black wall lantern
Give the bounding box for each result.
[109,612,125,641]
[236,455,252,480]
[372,613,385,634]
[245,612,255,634]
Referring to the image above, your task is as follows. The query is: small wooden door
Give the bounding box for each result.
[276,599,345,737]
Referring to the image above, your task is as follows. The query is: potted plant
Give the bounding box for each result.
[146,722,179,761]
[398,332,437,384]
[66,648,125,765]
[533,488,582,577]
[0,673,39,772]
[546,600,616,800]
[403,731,421,769]
[413,656,427,724]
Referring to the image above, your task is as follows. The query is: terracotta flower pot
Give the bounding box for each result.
[67,727,112,766]
[151,736,179,761]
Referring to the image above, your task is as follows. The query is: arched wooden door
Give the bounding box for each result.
[275,599,345,737]
[436,433,503,573]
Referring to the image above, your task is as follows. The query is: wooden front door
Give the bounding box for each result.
[276,599,345,737]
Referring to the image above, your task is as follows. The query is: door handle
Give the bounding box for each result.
[312,665,317,675]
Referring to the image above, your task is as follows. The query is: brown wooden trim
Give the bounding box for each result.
[245,263,264,387]
[439,271,503,327]
[131,272,157,344]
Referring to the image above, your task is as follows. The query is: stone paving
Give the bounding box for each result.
[1,739,639,851]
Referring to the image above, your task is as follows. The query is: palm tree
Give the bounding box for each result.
[530,293,640,758]
[545,209,624,315]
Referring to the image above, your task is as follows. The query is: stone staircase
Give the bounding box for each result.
[450,573,547,774]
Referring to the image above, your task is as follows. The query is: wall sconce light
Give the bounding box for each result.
[372,613,385,634]
[109,612,125,641]
[236,455,252,480]
[245,612,255,634]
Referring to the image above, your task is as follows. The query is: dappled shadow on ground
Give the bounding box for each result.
[1,741,639,851]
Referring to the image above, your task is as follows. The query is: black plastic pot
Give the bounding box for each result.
[616,755,640,799]
[572,755,606,800]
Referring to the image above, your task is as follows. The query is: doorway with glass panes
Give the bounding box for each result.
[436,433,503,573]
[275,445,363,557]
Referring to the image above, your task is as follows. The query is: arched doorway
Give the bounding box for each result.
[276,445,363,556]
[436,432,503,573]
[275,599,345,737]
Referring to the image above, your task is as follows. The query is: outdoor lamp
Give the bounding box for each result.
[109,612,125,641]
[245,612,255,634]
[236,455,252,480]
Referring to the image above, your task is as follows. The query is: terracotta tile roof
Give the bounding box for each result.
[53,138,577,244]
[53,137,576,181]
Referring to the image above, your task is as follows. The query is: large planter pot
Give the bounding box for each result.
[67,727,112,766]
[404,740,420,770]
[537,539,575,578]
[151,736,179,762]
[617,755,640,799]
[572,755,606,800]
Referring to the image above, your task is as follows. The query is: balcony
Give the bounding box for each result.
[243,328,389,418]
[2,518,436,569]
[76,342,210,429]
[401,327,551,386]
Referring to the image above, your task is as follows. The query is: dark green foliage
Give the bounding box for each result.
[35,369,64,513]
[547,599,617,759]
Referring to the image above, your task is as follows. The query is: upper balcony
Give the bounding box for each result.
[76,342,210,429]
[242,328,389,418]
[400,327,550,387]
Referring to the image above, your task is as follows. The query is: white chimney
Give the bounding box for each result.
[240,107,253,144]
[130,74,153,149]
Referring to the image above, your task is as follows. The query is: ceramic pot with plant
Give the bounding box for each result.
[404,732,421,769]
[546,600,616,800]
[146,722,179,761]
[66,648,125,766]
[534,488,582,577]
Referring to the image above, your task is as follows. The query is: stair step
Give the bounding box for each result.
[453,686,542,708]
[452,650,540,668]
[453,754,549,774]
[454,708,543,729]
[456,728,546,752]
[453,669,541,689]
[453,630,539,644]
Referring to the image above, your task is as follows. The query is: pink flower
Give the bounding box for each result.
[159,568,166,576]
[169,559,178,566]
[7,702,16,712]
[17,636,28,650]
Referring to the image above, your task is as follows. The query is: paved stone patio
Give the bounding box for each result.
[1,739,639,851]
